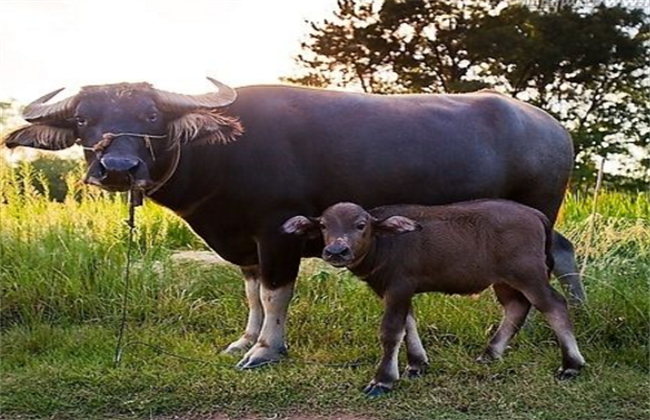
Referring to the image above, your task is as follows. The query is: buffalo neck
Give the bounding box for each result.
[147,141,230,213]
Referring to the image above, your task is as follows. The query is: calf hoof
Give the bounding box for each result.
[363,382,392,397]
[222,336,255,355]
[404,364,427,379]
[235,343,288,370]
[556,367,581,381]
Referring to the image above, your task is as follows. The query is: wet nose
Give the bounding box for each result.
[323,242,351,260]
[99,156,140,174]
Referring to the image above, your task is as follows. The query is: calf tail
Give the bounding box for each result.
[542,215,555,277]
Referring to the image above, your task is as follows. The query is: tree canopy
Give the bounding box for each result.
[285,0,650,191]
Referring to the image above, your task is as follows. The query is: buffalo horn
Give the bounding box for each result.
[155,77,237,113]
[22,88,78,123]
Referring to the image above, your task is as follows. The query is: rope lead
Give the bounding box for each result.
[113,189,143,367]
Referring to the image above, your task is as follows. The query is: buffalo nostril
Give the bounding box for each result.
[99,156,140,173]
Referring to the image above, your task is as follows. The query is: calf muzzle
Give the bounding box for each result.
[322,242,352,267]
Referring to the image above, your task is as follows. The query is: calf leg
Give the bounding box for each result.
[516,277,585,379]
[477,283,531,363]
[552,231,587,305]
[364,293,410,397]
[223,266,264,354]
[404,309,428,378]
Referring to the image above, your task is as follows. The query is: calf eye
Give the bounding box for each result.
[147,113,159,123]
[75,116,87,127]
[356,222,367,231]
[319,222,327,231]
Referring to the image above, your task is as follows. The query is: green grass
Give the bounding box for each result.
[1,160,648,420]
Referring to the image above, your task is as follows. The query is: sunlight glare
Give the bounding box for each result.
[0,1,336,103]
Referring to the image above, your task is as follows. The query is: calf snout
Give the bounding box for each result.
[323,240,352,266]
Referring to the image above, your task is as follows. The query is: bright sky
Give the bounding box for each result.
[0,0,337,104]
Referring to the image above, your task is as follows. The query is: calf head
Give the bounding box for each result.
[282,202,420,268]
[2,78,242,192]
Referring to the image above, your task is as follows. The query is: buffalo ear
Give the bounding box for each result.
[281,215,321,237]
[2,124,77,151]
[168,110,243,145]
[373,216,421,236]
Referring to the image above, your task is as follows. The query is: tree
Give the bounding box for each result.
[0,99,22,133]
[285,0,650,191]
[466,4,650,189]
[286,0,499,93]
[286,0,392,92]
[1,99,26,163]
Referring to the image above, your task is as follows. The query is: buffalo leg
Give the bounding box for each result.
[223,266,264,354]
[477,283,531,363]
[364,293,410,397]
[236,282,294,369]
[552,231,587,305]
[516,275,585,379]
[236,234,301,369]
[404,309,428,378]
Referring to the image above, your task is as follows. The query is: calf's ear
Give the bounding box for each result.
[374,216,421,236]
[281,215,320,237]
[2,124,77,151]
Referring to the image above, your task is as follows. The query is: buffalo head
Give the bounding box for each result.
[3,78,242,192]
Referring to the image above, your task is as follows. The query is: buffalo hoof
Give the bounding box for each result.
[476,352,500,364]
[222,336,254,355]
[566,284,588,307]
[556,367,581,381]
[404,364,427,379]
[235,344,287,370]
[363,382,392,397]
[567,294,587,307]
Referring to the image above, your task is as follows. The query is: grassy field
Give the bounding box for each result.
[1,161,648,420]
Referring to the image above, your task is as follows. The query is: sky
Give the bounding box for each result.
[0,0,337,104]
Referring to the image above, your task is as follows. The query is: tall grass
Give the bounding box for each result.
[0,161,204,327]
[1,159,648,419]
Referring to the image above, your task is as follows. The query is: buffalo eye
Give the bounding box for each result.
[319,222,327,231]
[75,116,88,127]
[146,112,159,123]
[356,221,367,231]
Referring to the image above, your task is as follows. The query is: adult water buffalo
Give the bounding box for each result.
[3,78,585,369]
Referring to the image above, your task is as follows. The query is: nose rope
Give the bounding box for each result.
[79,132,181,197]
[145,138,182,197]
[78,132,167,156]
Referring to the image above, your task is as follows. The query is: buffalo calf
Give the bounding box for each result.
[282,200,585,396]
